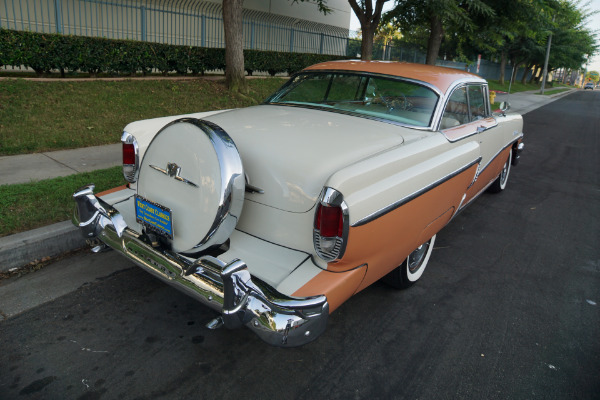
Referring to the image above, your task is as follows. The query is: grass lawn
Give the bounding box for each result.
[0,166,125,237]
[536,88,572,96]
[0,77,285,156]
[487,80,567,93]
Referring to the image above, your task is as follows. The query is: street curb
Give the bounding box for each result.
[547,88,577,98]
[0,220,86,272]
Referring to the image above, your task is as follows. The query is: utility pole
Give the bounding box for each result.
[540,15,555,94]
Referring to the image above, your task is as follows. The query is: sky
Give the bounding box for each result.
[349,0,600,72]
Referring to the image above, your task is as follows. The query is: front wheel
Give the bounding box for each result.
[488,150,512,193]
[382,235,436,289]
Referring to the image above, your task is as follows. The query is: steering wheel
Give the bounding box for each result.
[380,93,412,113]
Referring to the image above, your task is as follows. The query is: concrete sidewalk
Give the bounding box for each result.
[0,88,578,271]
[0,143,121,186]
[493,88,575,115]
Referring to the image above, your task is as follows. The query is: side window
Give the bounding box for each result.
[328,74,365,102]
[441,87,468,129]
[277,74,331,103]
[468,85,487,121]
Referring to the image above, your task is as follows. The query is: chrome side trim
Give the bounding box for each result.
[353,158,481,227]
[441,118,500,143]
[450,193,468,221]
[72,186,328,347]
[475,137,523,179]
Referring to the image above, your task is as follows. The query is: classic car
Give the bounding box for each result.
[73,60,524,347]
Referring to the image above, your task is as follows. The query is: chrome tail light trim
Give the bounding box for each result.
[313,187,349,263]
[121,131,139,183]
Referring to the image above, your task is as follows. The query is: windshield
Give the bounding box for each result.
[266,72,439,127]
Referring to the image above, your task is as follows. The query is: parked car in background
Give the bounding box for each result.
[73,61,524,346]
[584,82,595,90]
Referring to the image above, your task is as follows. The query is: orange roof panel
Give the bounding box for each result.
[303,60,485,94]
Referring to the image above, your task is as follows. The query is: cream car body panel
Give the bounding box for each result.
[203,105,407,213]
[123,109,230,169]
[327,133,480,226]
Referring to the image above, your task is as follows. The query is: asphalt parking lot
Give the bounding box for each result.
[0,90,598,400]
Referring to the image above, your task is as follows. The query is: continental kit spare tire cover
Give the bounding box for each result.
[137,118,245,253]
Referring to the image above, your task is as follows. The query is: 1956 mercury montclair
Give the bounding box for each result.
[73,60,524,346]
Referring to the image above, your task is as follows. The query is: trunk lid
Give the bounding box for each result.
[204,105,409,213]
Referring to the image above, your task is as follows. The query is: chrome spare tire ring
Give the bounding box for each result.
[137,118,245,254]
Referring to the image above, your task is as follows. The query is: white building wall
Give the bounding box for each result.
[0,0,351,55]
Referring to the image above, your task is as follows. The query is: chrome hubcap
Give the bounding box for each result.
[500,161,509,184]
[408,241,430,273]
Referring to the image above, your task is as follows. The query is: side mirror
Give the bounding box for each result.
[499,101,511,112]
[493,101,511,116]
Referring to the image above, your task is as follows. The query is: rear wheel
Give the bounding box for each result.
[383,235,436,289]
[488,151,512,193]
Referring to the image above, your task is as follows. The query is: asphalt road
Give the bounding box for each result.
[1,90,598,400]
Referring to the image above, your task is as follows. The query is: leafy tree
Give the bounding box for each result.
[436,0,597,85]
[375,22,403,59]
[384,0,493,65]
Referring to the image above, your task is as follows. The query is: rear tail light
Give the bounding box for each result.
[314,188,348,262]
[121,131,139,183]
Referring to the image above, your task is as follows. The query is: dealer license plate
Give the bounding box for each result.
[135,195,173,239]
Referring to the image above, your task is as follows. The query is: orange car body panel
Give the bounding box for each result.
[463,146,512,206]
[292,265,367,313]
[292,163,479,305]
[97,184,129,197]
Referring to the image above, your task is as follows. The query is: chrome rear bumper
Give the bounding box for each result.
[72,185,328,347]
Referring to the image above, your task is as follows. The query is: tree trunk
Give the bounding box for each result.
[348,0,387,61]
[528,66,538,84]
[510,61,522,84]
[361,24,375,60]
[223,0,247,93]
[521,63,532,85]
[499,51,507,85]
[426,15,444,65]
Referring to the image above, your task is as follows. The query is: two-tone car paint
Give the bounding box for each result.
[73,60,523,345]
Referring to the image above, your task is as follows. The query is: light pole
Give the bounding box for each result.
[540,15,556,95]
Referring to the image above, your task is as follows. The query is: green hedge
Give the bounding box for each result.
[0,29,346,77]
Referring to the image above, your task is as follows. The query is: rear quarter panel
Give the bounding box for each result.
[325,131,481,288]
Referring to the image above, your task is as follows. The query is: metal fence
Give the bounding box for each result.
[348,37,533,83]
[0,0,350,55]
[1,0,535,81]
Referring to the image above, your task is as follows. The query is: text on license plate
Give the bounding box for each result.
[135,195,173,239]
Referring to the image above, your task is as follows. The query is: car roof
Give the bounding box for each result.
[304,60,485,94]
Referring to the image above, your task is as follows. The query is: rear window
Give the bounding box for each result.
[266,72,439,128]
